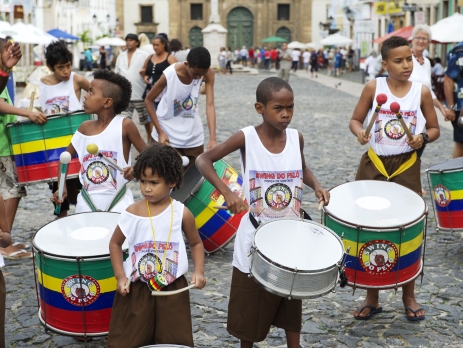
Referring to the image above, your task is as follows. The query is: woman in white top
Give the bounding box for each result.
[409,24,448,118]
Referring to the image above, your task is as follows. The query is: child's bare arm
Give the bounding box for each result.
[110,226,129,295]
[203,68,217,150]
[123,118,147,154]
[0,195,11,248]
[75,73,90,92]
[349,80,376,144]
[420,86,440,143]
[196,131,248,214]
[182,208,206,289]
[0,98,47,124]
[299,133,330,205]
[145,74,169,143]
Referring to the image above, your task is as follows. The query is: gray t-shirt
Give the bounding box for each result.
[279,49,292,70]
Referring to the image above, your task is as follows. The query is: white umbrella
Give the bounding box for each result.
[430,13,463,43]
[320,33,353,46]
[95,37,126,47]
[288,41,307,49]
[306,42,323,50]
[0,21,54,44]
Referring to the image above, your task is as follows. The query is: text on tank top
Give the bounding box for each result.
[241,126,303,223]
[71,116,130,194]
[368,77,426,156]
[39,72,81,115]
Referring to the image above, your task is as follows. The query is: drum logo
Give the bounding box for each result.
[359,240,398,275]
[434,185,451,207]
[265,183,292,211]
[138,253,163,282]
[86,161,109,184]
[61,275,100,306]
[384,119,405,140]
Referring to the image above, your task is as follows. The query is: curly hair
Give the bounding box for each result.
[256,77,293,105]
[133,143,184,190]
[93,69,132,114]
[45,41,73,69]
[187,47,211,69]
[381,36,410,61]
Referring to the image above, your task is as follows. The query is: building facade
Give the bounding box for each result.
[122,0,169,41]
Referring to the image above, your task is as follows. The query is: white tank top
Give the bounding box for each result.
[151,63,204,148]
[71,116,133,213]
[39,72,82,115]
[120,200,188,285]
[368,77,426,156]
[233,126,304,273]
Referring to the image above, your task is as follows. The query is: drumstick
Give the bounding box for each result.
[365,94,388,137]
[86,143,124,172]
[123,278,131,291]
[317,201,324,212]
[214,205,259,213]
[151,284,196,296]
[390,102,414,141]
[54,151,72,215]
[28,91,35,111]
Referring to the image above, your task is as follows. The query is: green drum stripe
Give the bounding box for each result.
[186,196,207,217]
[8,114,92,145]
[34,253,114,280]
[324,215,424,244]
[429,171,463,191]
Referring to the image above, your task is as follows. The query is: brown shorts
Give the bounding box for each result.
[355,151,422,195]
[227,267,302,343]
[175,145,204,172]
[107,275,194,348]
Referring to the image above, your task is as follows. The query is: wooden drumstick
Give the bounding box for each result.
[28,91,35,111]
[86,143,124,172]
[54,151,72,215]
[123,278,131,291]
[390,102,414,141]
[151,284,196,296]
[214,205,259,213]
[317,200,324,212]
[365,93,388,137]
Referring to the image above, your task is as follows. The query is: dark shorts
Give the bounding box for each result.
[355,151,422,195]
[451,114,463,143]
[175,145,204,172]
[227,267,302,343]
[107,276,193,348]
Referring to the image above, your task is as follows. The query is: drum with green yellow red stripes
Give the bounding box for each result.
[33,212,127,336]
[322,181,427,289]
[7,111,92,184]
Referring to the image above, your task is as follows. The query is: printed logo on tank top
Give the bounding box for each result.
[44,96,70,115]
[372,108,417,146]
[249,170,303,219]
[129,241,181,285]
[173,95,198,118]
[81,150,118,191]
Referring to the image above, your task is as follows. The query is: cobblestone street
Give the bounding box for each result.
[4,72,463,347]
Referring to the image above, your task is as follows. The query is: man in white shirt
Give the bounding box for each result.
[115,34,150,140]
[240,46,248,66]
[302,49,310,72]
[291,49,301,71]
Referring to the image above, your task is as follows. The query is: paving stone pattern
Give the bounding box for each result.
[5,74,463,347]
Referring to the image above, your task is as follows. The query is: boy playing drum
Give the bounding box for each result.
[196,77,329,347]
[349,36,440,321]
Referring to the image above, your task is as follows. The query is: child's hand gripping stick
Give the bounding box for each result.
[151,283,196,296]
[390,102,414,141]
[54,151,72,215]
[86,143,124,172]
[365,94,388,137]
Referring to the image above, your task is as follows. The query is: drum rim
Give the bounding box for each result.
[427,168,463,174]
[32,211,123,260]
[6,110,88,128]
[253,218,344,273]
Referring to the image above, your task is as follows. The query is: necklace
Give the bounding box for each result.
[146,198,174,291]
[412,51,424,65]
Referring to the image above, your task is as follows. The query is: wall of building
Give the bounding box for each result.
[123,0,169,37]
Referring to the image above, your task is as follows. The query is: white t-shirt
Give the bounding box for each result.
[409,55,436,99]
[39,72,82,115]
[365,55,379,74]
[115,49,149,100]
[219,51,227,62]
[291,50,301,61]
[302,51,310,63]
[233,126,303,273]
[431,63,445,75]
[120,200,189,286]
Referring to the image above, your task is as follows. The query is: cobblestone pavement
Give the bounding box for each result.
[5,73,463,348]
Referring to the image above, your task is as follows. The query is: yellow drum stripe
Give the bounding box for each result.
[342,231,423,257]
[12,135,72,155]
[36,268,116,293]
[450,190,463,200]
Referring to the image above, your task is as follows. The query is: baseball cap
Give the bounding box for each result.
[125,33,139,42]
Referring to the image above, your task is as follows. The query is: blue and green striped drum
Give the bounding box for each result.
[322,181,427,289]
[33,212,127,337]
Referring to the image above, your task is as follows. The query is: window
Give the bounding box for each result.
[141,6,153,23]
[277,4,290,21]
[191,4,203,21]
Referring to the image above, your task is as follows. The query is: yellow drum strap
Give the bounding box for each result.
[367,147,417,180]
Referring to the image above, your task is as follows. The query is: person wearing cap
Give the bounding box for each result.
[115,34,150,141]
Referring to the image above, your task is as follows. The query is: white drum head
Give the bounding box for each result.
[33,212,127,257]
[254,220,343,271]
[428,157,463,172]
[325,181,426,228]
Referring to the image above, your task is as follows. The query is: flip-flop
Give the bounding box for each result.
[354,305,383,320]
[11,242,30,249]
[405,307,425,321]
[1,249,33,259]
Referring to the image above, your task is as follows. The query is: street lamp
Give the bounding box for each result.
[93,14,97,24]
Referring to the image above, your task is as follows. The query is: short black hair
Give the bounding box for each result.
[381,36,410,61]
[187,47,211,69]
[93,69,132,114]
[256,77,293,105]
[434,57,441,64]
[133,143,184,189]
[45,41,73,69]
[169,39,183,52]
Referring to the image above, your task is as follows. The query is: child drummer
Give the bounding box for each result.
[349,36,439,321]
[51,70,146,213]
[196,77,329,347]
[107,144,206,347]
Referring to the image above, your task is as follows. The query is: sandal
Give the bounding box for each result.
[11,242,31,249]
[1,249,33,259]
[354,305,383,320]
[405,307,425,321]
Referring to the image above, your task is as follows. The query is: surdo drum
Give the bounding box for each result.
[33,212,127,337]
[249,219,345,299]
[323,181,427,290]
